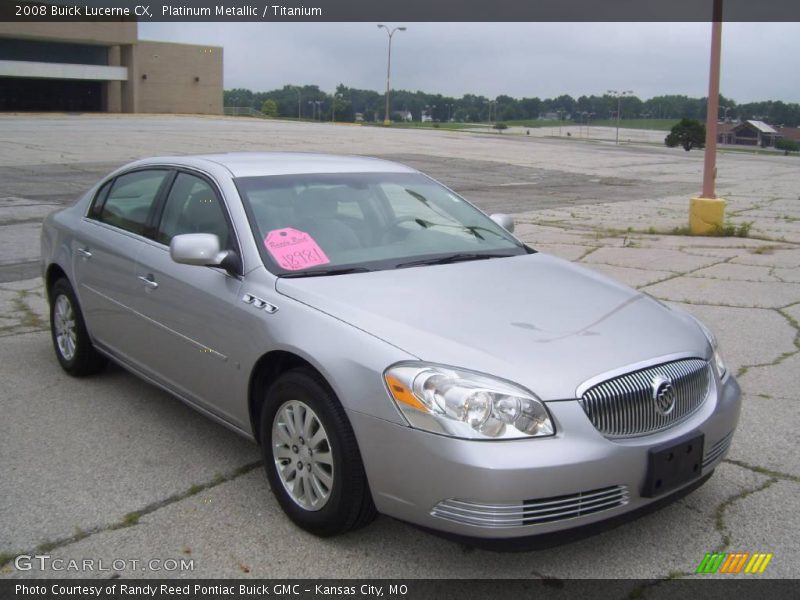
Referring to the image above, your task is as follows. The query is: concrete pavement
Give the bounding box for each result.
[0,115,798,584]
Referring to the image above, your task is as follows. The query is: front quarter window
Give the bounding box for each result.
[156,172,232,249]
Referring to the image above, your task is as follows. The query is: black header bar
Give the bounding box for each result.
[2,0,800,22]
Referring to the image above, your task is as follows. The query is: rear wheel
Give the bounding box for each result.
[260,368,376,536]
[49,278,107,376]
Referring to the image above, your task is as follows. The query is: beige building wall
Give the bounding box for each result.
[134,41,223,115]
[1,22,223,115]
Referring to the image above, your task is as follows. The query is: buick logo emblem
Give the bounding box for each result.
[651,375,676,415]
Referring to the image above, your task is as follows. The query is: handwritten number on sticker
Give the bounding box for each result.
[264,228,330,271]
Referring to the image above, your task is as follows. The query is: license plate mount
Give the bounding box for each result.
[642,432,704,498]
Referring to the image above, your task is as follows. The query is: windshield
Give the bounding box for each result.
[235,172,528,275]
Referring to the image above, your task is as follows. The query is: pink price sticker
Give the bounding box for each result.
[264,228,330,271]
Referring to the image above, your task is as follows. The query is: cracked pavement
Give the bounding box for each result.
[0,115,798,583]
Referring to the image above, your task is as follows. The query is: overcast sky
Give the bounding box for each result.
[139,22,800,103]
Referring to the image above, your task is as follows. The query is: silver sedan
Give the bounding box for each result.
[41,152,741,541]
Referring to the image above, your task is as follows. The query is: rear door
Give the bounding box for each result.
[73,168,173,365]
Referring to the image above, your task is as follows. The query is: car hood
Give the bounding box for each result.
[275,254,709,400]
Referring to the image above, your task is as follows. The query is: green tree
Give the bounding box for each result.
[519,97,541,120]
[775,138,799,155]
[492,122,508,133]
[261,99,278,117]
[665,118,706,151]
[224,88,254,107]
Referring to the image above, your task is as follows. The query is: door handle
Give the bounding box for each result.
[138,275,159,289]
[76,247,92,258]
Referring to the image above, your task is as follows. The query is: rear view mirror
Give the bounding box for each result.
[490,213,515,233]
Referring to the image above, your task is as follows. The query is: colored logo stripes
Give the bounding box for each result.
[696,552,773,574]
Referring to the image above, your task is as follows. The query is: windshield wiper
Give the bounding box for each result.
[279,266,372,278]
[394,253,517,269]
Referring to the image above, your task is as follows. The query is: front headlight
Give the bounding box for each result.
[384,363,555,440]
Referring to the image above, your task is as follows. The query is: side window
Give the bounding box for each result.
[87,179,112,219]
[156,172,231,249]
[98,170,169,236]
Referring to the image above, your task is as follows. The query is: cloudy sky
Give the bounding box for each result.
[139,22,800,103]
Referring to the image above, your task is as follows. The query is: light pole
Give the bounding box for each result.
[556,108,565,136]
[377,24,406,126]
[307,100,315,121]
[483,99,496,123]
[332,92,342,123]
[607,89,634,144]
[291,86,301,119]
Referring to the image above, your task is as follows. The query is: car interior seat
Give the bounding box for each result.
[294,187,361,251]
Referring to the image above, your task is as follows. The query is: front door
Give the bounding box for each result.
[130,171,248,427]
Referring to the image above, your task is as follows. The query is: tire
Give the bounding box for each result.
[260,368,376,536]
[49,278,107,376]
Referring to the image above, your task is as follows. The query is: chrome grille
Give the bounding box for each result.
[703,430,734,469]
[431,485,628,528]
[579,359,711,438]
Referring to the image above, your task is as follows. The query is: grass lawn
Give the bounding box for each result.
[584,118,678,130]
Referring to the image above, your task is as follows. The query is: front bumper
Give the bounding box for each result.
[350,373,741,539]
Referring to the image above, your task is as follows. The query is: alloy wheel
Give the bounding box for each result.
[53,294,77,361]
[272,399,334,511]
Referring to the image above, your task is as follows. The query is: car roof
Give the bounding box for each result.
[130,152,418,178]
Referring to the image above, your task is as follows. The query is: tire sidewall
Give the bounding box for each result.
[260,371,357,535]
[49,277,103,376]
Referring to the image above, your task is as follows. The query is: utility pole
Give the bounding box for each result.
[690,0,726,234]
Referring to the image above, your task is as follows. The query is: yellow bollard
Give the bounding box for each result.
[689,197,726,235]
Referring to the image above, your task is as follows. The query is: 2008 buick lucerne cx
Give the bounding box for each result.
[41,152,741,541]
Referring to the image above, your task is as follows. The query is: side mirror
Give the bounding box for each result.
[170,233,241,275]
[170,233,224,266]
[490,213,515,233]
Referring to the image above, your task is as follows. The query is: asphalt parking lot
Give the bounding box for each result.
[1,115,799,585]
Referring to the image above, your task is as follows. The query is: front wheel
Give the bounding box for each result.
[260,369,376,536]
[49,278,107,376]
